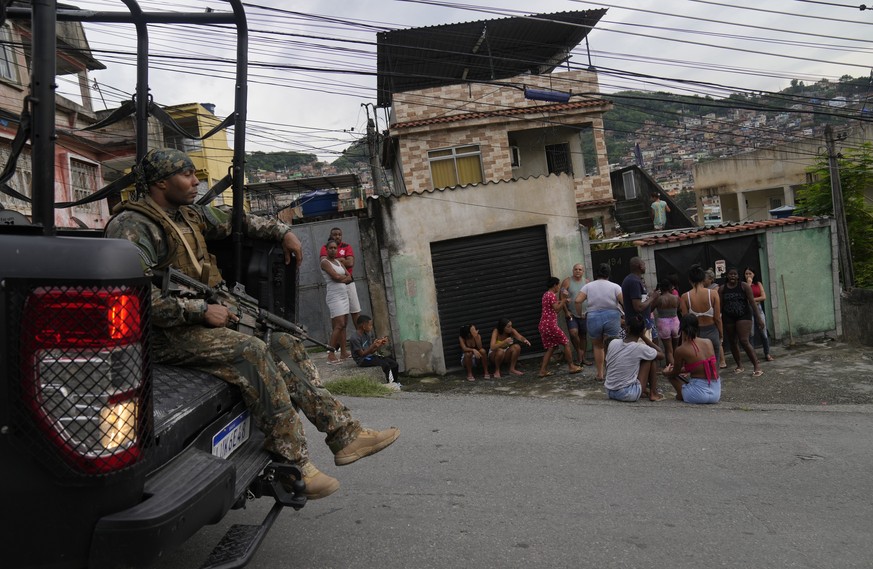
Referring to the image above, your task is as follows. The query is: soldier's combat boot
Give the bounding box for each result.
[293,462,340,500]
[334,427,400,466]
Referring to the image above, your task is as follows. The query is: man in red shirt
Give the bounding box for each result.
[319,227,361,326]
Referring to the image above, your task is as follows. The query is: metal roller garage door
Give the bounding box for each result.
[431,226,551,369]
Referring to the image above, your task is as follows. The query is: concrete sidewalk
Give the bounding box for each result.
[397,339,873,410]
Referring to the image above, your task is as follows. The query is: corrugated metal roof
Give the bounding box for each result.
[390,99,610,129]
[246,174,361,195]
[376,9,607,107]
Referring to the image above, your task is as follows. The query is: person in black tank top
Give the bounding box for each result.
[718,267,765,376]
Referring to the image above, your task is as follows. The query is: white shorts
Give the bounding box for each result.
[347,281,361,314]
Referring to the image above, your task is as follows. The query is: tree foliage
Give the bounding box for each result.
[795,142,873,288]
[245,150,318,175]
[674,189,697,211]
[331,137,369,171]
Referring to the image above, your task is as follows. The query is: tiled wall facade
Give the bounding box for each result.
[397,123,515,192]
[393,69,601,123]
[389,69,614,222]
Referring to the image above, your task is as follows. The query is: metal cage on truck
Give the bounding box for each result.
[0,2,306,568]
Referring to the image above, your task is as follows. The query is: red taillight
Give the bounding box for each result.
[21,287,147,474]
[28,289,141,348]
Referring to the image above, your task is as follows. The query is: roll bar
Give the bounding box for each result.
[7,0,249,284]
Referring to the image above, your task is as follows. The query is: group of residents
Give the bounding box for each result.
[454,254,774,407]
[307,190,772,410]
[598,257,774,405]
[105,148,399,501]
[459,318,532,380]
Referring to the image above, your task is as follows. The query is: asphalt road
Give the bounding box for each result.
[154,388,873,569]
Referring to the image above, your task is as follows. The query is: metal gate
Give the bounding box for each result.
[431,226,550,369]
[292,218,372,344]
[653,235,761,293]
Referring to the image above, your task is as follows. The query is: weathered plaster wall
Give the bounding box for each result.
[768,224,838,341]
[694,145,809,196]
[372,174,586,373]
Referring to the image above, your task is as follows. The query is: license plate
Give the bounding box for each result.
[212,410,251,459]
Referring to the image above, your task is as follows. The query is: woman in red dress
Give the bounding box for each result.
[538,276,584,377]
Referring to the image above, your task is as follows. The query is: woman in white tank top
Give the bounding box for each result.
[679,264,723,370]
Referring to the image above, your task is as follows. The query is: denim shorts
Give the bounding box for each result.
[587,309,621,338]
[682,378,721,404]
[565,315,586,331]
[607,381,641,402]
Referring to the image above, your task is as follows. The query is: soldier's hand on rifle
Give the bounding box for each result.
[282,230,303,267]
[204,303,239,328]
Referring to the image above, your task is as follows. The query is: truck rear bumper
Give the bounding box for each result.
[89,446,236,569]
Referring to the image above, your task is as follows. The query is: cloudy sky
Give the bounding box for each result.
[68,0,872,161]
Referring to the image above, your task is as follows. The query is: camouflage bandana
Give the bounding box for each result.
[140,148,195,185]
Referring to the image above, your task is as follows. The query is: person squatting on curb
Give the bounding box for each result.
[349,315,401,387]
[104,148,399,500]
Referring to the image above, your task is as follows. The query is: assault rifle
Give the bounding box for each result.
[157,266,335,351]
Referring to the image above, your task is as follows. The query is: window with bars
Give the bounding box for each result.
[428,145,484,189]
[0,25,18,82]
[545,143,573,176]
[70,159,100,213]
[0,144,32,210]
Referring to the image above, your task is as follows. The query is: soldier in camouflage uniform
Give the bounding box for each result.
[105,148,399,499]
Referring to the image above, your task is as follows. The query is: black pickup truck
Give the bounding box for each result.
[1,3,304,568]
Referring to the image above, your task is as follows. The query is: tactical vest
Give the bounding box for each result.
[116,197,223,287]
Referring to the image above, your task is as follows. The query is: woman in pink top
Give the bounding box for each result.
[663,314,721,404]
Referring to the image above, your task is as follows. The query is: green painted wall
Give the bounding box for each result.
[390,254,438,343]
[771,227,835,337]
[550,232,588,277]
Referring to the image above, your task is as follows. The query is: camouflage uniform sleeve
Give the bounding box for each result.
[104,211,164,270]
[106,211,209,328]
[198,205,292,242]
[149,285,209,328]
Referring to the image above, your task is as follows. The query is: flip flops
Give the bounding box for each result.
[537,371,554,378]
[752,369,764,377]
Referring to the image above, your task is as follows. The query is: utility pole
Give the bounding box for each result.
[825,125,854,289]
[363,103,384,196]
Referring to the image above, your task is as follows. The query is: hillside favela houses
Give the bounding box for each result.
[365,9,615,373]
[0,16,125,229]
